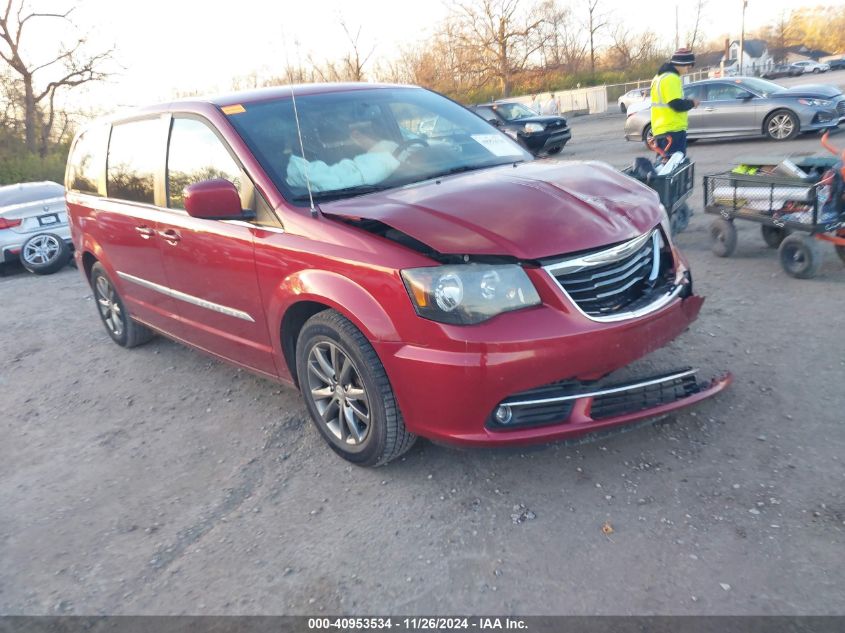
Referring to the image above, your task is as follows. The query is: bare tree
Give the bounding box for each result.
[685,0,708,50]
[450,0,545,97]
[339,21,375,82]
[0,0,112,155]
[584,0,608,76]
[771,11,794,62]
[535,0,587,73]
[608,26,661,69]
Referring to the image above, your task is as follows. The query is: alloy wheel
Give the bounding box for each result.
[95,275,125,338]
[22,234,60,265]
[306,341,371,446]
[767,114,794,140]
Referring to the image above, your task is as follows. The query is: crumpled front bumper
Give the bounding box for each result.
[376,286,731,447]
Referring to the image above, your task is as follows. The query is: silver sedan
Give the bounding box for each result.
[624,77,844,145]
[0,181,72,274]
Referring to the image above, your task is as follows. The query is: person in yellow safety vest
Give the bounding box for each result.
[650,48,700,157]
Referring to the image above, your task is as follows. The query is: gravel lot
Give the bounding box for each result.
[2,72,845,616]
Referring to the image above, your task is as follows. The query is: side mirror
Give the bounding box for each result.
[736,92,754,100]
[184,179,245,220]
[487,118,502,127]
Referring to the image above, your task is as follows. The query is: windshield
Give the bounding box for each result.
[225,87,531,203]
[493,102,539,121]
[739,78,785,97]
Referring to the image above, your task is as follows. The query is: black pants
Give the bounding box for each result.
[655,130,687,156]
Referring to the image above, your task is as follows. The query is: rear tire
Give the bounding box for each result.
[90,262,155,347]
[620,103,627,114]
[779,234,823,279]
[296,310,416,467]
[710,218,737,257]
[546,146,562,155]
[761,225,788,248]
[835,244,845,265]
[20,233,71,275]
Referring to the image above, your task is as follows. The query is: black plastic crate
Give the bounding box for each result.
[623,160,694,212]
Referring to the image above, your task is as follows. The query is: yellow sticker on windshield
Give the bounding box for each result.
[222,104,246,115]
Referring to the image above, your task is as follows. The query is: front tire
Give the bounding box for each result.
[642,124,653,148]
[765,110,799,141]
[779,234,823,279]
[90,262,155,347]
[296,310,416,467]
[20,233,71,275]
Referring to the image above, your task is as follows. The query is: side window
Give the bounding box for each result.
[476,107,497,121]
[683,85,704,102]
[167,117,245,210]
[107,119,162,204]
[67,125,108,195]
[705,83,748,101]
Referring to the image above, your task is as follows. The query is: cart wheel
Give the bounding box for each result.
[835,245,845,265]
[779,234,823,279]
[710,218,737,257]
[761,225,788,248]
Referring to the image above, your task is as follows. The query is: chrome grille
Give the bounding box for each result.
[544,230,675,320]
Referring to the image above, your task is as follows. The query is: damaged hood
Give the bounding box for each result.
[320,160,662,260]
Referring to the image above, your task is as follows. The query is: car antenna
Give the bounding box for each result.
[283,33,317,218]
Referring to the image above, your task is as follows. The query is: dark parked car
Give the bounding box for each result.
[828,58,845,70]
[626,77,845,144]
[66,83,729,466]
[471,102,571,155]
[762,64,802,79]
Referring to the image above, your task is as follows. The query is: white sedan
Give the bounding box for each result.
[791,60,830,74]
[617,88,650,113]
[0,181,72,275]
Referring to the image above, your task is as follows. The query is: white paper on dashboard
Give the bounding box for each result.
[471,134,521,157]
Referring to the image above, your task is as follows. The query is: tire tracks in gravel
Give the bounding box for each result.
[131,412,309,591]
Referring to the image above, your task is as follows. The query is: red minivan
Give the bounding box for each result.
[65,83,731,466]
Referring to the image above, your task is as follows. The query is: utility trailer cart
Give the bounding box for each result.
[703,134,845,279]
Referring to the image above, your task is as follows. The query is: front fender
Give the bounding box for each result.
[268,268,406,350]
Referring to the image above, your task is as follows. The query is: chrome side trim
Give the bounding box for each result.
[116,271,255,322]
[504,369,698,408]
[544,229,683,323]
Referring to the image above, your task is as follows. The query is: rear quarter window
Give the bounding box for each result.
[66,125,109,195]
[107,118,164,204]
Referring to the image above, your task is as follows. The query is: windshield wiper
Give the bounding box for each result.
[292,184,388,202]
[425,161,523,181]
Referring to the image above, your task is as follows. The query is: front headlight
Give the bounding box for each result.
[798,98,833,107]
[524,122,544,134]
[401,264,541,325]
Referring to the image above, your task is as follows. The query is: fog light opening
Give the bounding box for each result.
[495,405,513,425]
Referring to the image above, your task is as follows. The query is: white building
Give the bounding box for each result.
[722,40,774,76]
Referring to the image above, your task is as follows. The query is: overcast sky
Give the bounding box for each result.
[17,0,845,110]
